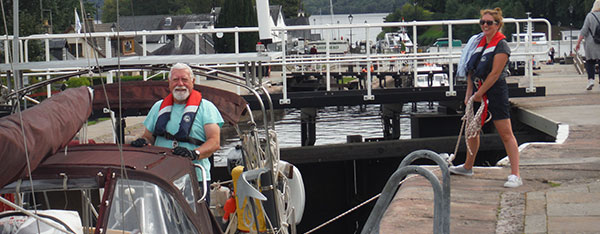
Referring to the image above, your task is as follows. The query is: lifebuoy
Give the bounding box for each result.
[277,160,305,224]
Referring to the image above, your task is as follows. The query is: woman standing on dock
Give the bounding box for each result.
[575,0,600,90]
[449,8,522,188]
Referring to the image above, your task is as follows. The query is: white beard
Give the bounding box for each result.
[173,86,190,101]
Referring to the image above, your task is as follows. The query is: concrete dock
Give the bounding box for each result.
[380,63,600,233]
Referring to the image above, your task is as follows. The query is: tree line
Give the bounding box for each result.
[376,0,595,46]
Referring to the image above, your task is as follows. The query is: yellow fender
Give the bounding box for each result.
[231,166,267,232]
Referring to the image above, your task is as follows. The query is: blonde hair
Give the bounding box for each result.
[480,7,504,30]
[593,0,600,12]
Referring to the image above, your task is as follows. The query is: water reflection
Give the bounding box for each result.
[219,102,438,151]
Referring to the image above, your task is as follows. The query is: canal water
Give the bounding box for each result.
[274,103,424,147]
[213,102,438,167]
[226,102,440,147]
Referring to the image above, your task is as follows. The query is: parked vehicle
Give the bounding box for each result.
[306,40,350,54]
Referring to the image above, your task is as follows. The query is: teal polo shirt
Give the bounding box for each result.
[144,99,224,181]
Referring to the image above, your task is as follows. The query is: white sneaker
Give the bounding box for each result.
[504,174,523,188]
[448,164,473,176]
[586,79,594,90]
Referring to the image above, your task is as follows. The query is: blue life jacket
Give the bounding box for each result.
[466,32,506,79]
[154,90,205,145]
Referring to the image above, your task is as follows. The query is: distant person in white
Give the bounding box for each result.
[575,0,600,90]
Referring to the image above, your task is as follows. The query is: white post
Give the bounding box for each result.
[326,28,331,91]
[446,24,456,96]
[24,40,28,62]
[18,40,23,63]
[413,24,418,88]
[46,75,51,98]
[75,38,79,59]
[45,39,50,62]
[195,34,200,55]
[365,25,374,100]
[526,18,533,92]
[107,71,114,84]
[105,36,111,58]
[46,38,51,97]
[280,31,290,104]
[235,30,241,94]
[142,33,147,56]
[3,40,9,64]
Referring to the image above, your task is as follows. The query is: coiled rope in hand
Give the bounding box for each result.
[451,94,492,163]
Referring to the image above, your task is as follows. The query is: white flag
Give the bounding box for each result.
[75,9,82,34]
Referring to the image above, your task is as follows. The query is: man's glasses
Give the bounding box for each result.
[479,20,497,26]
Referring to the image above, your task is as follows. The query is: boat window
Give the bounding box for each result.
[107,179,198,234]
[1,186,101,232]
[173,173,196,213]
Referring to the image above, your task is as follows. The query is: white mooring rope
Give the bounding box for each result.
[452,95,491,159]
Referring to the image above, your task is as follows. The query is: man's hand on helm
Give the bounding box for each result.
[172,146,198,160]
[131,138,148,147]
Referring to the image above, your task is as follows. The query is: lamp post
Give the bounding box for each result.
[569,4,573,55]
[337,20,340,40]
[348,14,353,52]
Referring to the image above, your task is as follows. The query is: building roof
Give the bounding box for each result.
[270,5,283,25]
[49,39,68,49]
[116,11,220,43]
[285,17,311,39]
[151,34,215,55]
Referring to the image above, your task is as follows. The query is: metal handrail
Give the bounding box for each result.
[361,150,450,234]
[361,165,444,234]
[398,150,451,234]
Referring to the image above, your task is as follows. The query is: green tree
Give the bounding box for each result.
[101,0,211,23]
[377,3,435,44]
[214,0,258,53]
[271,0,302,18]
[0,0,94,62]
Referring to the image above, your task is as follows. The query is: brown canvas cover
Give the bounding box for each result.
[0,87,92,188]
[18,144,223,234]
[92,81,247,125]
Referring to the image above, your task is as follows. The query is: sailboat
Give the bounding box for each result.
[0,64,306,234]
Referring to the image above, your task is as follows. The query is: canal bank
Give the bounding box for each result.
[379,62,600,233]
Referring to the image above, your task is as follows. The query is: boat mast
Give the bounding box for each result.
[329,0,334,33]
[12,0,21,92]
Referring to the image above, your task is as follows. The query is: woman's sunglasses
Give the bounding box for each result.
[479,20,497,26]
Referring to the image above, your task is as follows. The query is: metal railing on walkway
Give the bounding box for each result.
[1,17,550,105]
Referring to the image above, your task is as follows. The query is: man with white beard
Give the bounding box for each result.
[131,63,223,204]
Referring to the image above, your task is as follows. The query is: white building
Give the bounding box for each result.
[561,30,580,41]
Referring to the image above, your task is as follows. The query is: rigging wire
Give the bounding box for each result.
[75,0,144,231]
[303,170,436,234]
[0,0,42,233]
